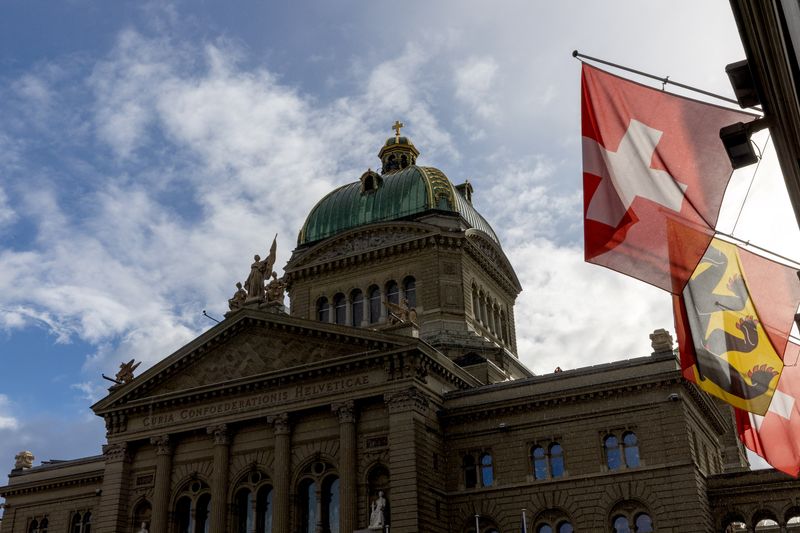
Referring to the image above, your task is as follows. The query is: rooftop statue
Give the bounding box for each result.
[116,359,141,384]
[228,281,247,311]
[14,450,34,470]
[385,298,417,325]
[245,235,277,303]
[266,272,286,305]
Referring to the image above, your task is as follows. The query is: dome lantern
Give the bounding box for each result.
[378,120,420,174]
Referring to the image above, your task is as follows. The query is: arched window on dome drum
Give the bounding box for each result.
[386,280,400,306]
[333,293,346,325]
[500,311,508,343]
[472,285,479,321]
[479,292,487,324]
[537,526,553,533]
[532,445,548,480]
[350,289,364,327]
[368,286,381,324]
[317,297,330,323]
[623,432,640,468]
[605,435,622,471]
[403,276,416,308]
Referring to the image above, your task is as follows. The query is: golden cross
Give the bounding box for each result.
[392,120,404,138]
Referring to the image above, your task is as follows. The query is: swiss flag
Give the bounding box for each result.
[736,342,800,477]
[582,64,757,293]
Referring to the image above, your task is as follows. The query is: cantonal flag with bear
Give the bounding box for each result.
[581,63,757,294]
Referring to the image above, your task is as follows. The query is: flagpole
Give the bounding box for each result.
[475,514,480,533]
[522,508,528,533]
[713,230,800,269]
[572,50,748,108]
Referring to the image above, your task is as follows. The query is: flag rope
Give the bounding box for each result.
[731,134,771,236]
[713,230,800,269]
[573,50,758,110]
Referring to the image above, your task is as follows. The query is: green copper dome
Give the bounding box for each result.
[297,165,499,245]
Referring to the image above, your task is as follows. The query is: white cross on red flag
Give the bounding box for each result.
[736,342,800,477]
[581,64,756,293]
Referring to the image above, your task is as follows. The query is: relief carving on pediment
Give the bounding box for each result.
[307,227,427,263]
[146,328,356,396]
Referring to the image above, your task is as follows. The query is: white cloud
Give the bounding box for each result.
[454,56,500,123]
[0,395,19,431]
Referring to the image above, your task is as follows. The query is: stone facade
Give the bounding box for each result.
[2,134,800,533]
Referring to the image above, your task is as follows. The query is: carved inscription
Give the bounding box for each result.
[141,374,371,429]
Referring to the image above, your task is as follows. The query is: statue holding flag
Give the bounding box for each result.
[245,235,277,303]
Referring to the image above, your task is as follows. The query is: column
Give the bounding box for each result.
[333,401,357,532]
[268,413,291,533]
[96,442,132,533]
[207,425,230,533]
[150,435,173,533]
[385,388,427,533]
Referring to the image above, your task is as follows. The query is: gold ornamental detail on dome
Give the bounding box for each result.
[419,166,455,210]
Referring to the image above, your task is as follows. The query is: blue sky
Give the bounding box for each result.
[0,0,797,480]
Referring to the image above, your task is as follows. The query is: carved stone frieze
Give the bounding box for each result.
[309,228,425,263]
[146,326,357,396]
[103,442,130,463]
[105,411,128,436]
[384,387,429,415]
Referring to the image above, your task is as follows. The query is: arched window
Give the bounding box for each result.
[256,485,274,533]
[368,285,381,324]
[532,445,548,480]
[755,518,780,531]
[71,513,83,533]
[612,515,631,533]
[317,297,330,322]
[300,479,316,533]
[549,443,565,478]
[38,518,48,533]
[174,480,211,533]
[333,293,346,325]
[605,435,622,470]
[557,521,574,533]
[787,514,800,532]
[235,472,273,533]
[634,513,653,532]
[322,475,340,533]
[403,276,416,308]
[350,289,364,327]
[463,455,477,489]
[480,453,494,487]
[28,520,39,533]
[386,280,400,306]
[537,526,553,533]
[472,284,479,321]
[623,432,640,468]
[500,311,508,343]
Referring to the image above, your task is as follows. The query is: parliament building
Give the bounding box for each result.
[2,129,800,533]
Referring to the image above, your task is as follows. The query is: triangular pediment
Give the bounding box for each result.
[93,309,408,413]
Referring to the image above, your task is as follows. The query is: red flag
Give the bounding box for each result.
[674,238,800,414]
[582,64,756,293]
[736,342,800,477]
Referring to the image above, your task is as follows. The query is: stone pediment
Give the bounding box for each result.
[287,222,436,271]
[93,309,406,413]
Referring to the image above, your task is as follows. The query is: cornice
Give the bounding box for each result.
[93,310,411,414]
[0,470,104,498]
[440,370,684,425]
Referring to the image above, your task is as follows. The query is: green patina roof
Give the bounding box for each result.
[298,165,499,245]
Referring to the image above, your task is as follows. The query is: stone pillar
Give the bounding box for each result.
[268,413,291,533]
[150,435,173,533]
[333,401,357,532]
[208,425,231,533]
[385,388,427,533]
[96,442,132,533]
